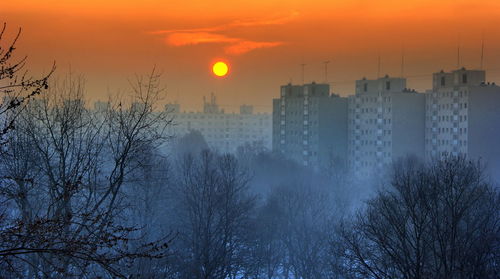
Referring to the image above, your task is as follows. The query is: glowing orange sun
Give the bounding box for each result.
[212,61,229,77]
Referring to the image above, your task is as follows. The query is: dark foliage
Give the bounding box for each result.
[335,156,500,279]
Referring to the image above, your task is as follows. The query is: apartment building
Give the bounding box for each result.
[425,68,500,175]
[347,75,425,176]
[272,82,347,168]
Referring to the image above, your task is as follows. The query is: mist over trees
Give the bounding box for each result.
[1,23,499,279]
[0,27,172,277]
[0,70,174,277]
[334,157,500,279]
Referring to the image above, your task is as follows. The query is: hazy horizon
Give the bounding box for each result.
[2,0,500,112]
[1,2,500,278]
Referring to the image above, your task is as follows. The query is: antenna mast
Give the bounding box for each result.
[480,33,485,70]
[457,34,461,68]
[401,45,405,77]
[300,63,306,84]
[377,54,381,78]
[323,60,330,83]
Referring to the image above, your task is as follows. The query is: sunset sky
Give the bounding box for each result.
[2,0,500,112]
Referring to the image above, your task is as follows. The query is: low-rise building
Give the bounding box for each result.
[165,94,272,154]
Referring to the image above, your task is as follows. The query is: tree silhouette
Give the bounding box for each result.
[335,156,500,279]
[0,23,55,142]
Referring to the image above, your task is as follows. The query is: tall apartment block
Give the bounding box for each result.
[425,68,500,174]
[165,94,272,154]
[347,75,425,176]
[272,82,347,168]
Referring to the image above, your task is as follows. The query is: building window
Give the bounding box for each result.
[386,81,391,90]
[462,74,467,84]
[441,76,445,86]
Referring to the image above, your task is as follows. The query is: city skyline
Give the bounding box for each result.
[2,0,500,112]
[1,2,500,277]
[273,68,500,180]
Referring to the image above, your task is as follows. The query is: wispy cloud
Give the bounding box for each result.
[166,32,284,55]
[151,11,299,34]
[224,41,284,55]
[166,32,238,46]
[151,11,297,55]
[150,27,219,35]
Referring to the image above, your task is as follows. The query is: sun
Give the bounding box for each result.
[212,61,229,77]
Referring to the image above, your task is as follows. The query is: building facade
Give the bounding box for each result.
[347,75,425,176]
[272,82,348,168]
[425,68,500,176]
[165,94,272,154]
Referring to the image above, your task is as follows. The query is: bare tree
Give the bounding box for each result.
[242,196,286,279]
[170,150,255,279]
[0,23,54,141]
[123,143,173,278]
[273,182,335,279]
[0,70,172,278]
[335,156,500,279]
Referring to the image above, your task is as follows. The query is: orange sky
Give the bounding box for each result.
[2,0,500,112]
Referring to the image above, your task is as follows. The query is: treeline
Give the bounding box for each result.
[0,24,499,278]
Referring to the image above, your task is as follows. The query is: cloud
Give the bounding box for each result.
[166,32,238,46]
[224,41,284,55]
[150,11,299,34]
[150,27,218,35]
[165,32,283,55]
[151,11,297,55]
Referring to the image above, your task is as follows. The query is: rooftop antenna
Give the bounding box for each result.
[300,63,306,84]
[401,45,405,77]
[323,60,330,83]
[480,32,485,70]
[377,53,381,78]
[457,34,461,68]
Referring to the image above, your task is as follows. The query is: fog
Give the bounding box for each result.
[1,30,499,278]
[0,70,380,278]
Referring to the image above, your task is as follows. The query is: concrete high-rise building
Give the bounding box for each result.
[272,82,347,168]
[347,75,425,176]
[165,94,272,154]
[271,70,499,177]
[425,68,500,174]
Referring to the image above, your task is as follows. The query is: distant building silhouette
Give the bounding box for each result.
[239,104,253,115]
[165,103,180,113]
[165,95,271,154]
